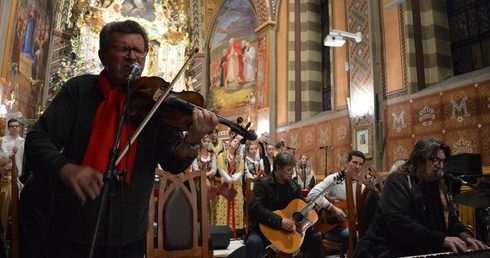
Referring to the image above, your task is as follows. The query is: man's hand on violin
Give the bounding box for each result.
[185,108,219,144]
[59,163,104,205]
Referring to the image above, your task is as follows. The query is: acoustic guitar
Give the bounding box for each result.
[259,172,346,254]
[315,199,348,233]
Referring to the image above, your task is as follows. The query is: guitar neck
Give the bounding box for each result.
[300,171,345,216]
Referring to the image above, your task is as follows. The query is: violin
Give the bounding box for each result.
[115,48,255,166]
[129,76,257,141]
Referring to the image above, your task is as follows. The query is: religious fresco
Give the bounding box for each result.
[51,0,190,98]
[207,0,259,112]
[5,0,54,99]
[120,0,156,21]
[0,0,4,22]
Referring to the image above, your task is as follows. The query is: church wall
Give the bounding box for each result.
[1,0,488,176]
[384,75,490,169]
[275,0,490,177]
[331,0,349,112]
[276,0,288,126]
[382,1,406,96]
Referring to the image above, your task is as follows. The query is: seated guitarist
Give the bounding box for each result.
[245,152,324,258]
[307,150,366,247]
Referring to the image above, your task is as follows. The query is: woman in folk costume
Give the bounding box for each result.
[216,137,244,237]
[244,141,262,180]
[191,134,218,225]
[295,154,317,190]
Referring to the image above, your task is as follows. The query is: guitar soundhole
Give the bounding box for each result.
[291,211,304,223]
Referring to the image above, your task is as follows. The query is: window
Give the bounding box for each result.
[321,0,332,111]
[447,0,490,75]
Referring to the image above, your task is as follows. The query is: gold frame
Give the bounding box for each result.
[354,125,372,159]
[1,0,18,84]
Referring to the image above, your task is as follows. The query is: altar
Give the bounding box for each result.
[73,0,191,92]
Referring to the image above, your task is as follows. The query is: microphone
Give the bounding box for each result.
[126,63,142,82]
[287,147,299,150]
[319,146,330,149]
[437,170,474,188]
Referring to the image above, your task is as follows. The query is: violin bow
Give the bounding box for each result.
[115,48,198,165]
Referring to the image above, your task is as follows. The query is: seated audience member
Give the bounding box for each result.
[295,154,316,190]
[389,159,406,173]
[354,138,489,257]
[1,119,24,160]
[307,150,366,247]
[245,152,323,258]
[274,140,287,155]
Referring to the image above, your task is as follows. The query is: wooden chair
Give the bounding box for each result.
[316,162,384,258]
[0,176,11,243]
[245,170,267,233]
[314,202,348,258]
[146,169,210,258]
[4,158,20,258]
[344,162,384,257]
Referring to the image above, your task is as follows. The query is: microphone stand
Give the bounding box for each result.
[88,79,132,258]
[320,146,330,176]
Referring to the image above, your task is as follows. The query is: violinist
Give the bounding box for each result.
[18,20,218,258]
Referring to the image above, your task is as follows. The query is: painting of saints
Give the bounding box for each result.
[21,4,36,59]
[120,0,156,22]
[208,0,259,111]
[7,0,54,88]
[220,49,227,88]
[243,41,256,82]
[225,38,245,89]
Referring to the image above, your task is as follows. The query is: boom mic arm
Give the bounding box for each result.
[437,170,476,189]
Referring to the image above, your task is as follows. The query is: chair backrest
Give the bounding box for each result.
[356,188,380,239]
[146,169,209,258]
[345,162,384,255]
[0,176,10,242]
[244,171,266,233]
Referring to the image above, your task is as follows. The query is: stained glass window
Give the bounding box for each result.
[447,0,490,75]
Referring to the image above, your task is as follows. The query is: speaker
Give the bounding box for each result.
[228,246,245,258]
[208,225,231,250]
[445,153,482,183]
[444,153,482,196]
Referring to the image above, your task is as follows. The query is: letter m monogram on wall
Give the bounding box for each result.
[450,97,470,122]
[338,153,347,171]
[392,111,406,132]
[290,135,298,146]
[320,129,328,144]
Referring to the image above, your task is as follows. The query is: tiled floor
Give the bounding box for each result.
[213,239,341,257]
[213,239,245,257]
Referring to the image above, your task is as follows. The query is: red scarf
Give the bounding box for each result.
[82,69,138,183]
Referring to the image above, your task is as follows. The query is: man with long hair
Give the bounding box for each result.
[355,138,488,257]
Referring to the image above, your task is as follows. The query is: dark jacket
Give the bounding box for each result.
[19,74,194,248]
[248,171,304,233]
[355,172,471,257]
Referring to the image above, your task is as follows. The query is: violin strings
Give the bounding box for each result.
[164,95,244,134]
